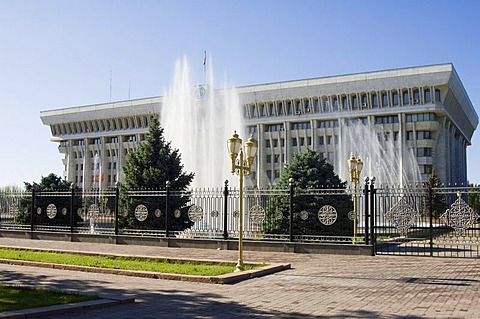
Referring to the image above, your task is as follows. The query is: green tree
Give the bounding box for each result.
[120,117,194,231]
[424,169,446,218]
[468,183,480,215]
[19,173,73,225]
[265,149,353,236]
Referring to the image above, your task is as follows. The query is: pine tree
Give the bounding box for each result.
[120,117,194,231]
[265,149,353,236]
[424,169,446,218]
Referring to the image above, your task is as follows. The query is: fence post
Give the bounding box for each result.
[428,186,434,257]
[70,184,75,235]
[364,177,370,245]
[369,177,376,256]
[114,183,119,236]
[223,180,229,240]
[289,178,295,242]
[165,181,171,237]
[30,189,36,235]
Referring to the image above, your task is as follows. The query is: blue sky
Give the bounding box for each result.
[1,0,479,187]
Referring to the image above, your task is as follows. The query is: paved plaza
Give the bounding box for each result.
[0,237,479,318]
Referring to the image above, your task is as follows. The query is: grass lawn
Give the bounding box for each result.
[0,285,97,312]
[0,247,263,276]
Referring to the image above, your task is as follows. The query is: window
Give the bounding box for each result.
[90,138,101,145]
[305,100,311,113]
[318,120,339,128]
[319,136,324,145]
[342,96,348,110]
[300,137,305,146]
[424,89,431,103]
[274,170,280,178]
[361,94,368,107]
[372,93,378,108]
[267,170,272,179]
[375,115,399,124]
[417,148,432,157]
[417,131,432,140]
[292,138,297,146]
[291,122,311,130]
[247,126,257,134]
[403,90,410,105]
[406,113,436,122]
[273,139,278,147]
[251,105,258,117]
[435,89,441,102]
[413,89,420,104]
[295,101,302,114]
[281,138,285,147]
[125,135,137,142]
[265,140,271,148]
[266,155,272,163]
[392,91,399,106]
[274,154,280,163]
[265,124,284,132]
[407,131,414,140]
[352,95,358,109]
[314,99,320,112]
[260,104,266,117]
[332,98,339,111]
[307,136,312,145]
[327,135,332,145]
[73,139,85,146]
[423,165,433,175]
[269,103,275,116]
[278,102,284,115]
[323,99,330,112]
[382,93,389,107]
[287,102,293,115]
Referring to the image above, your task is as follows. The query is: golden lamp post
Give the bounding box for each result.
[227,131,258,272]
[347,155,363,243]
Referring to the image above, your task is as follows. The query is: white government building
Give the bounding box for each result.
[41,63,477,189]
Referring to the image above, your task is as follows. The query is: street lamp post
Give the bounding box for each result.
[227,131,257,272]
[348,155,363,244]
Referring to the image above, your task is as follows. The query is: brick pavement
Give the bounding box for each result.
[0,237,479,318]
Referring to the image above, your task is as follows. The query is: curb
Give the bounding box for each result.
[0,296,135,319]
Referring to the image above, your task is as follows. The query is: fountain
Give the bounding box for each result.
[160,56,243,189]
[336,121,422,188]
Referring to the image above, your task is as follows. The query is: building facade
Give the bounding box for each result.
[41,64,477,189]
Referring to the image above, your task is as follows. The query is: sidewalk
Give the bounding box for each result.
[0,237,479,318]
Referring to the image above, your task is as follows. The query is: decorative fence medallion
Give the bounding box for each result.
[174,209,181,218]
[46,204,57,219]
[384,197,419,236]
[134,204,148,222]
[275,211,283,220]
[249,205,265,225]
[9,204,19,217]
[87,204,100,219]
[37,207,42,215]
[318,205,337,225]
[233,210,239,218]
[440,193,479,234]
[211,210,219,218]
[348,211,356,221]
[300,210,309,220]
[188,205,203,222]
[154,209,162,218]
[61,207,68,216]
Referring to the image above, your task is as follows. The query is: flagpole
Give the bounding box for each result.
[203,50,206,85]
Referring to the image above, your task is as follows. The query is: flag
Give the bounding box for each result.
[203,51,206,66]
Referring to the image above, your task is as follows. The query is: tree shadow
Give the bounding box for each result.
[0,269,428,319]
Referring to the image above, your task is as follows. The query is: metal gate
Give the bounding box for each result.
[372,184,480,258]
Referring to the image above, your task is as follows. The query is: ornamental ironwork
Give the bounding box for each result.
[154,209,162,218]
[249,205,265,224]
[211,210,219,218]
[46,204,57,219]
[318,205,337,225]
[134,204,148,222]
[300,210,309,220]
[174,209,181,218]
[384,197,420,236]
[440,193,479,234]
[275,211,283,220]
[188,205,203,222]
[36,207,42,215]
[61,207,68,216]
[233,210,239,218]
[87,204,100,219]
[348,211,356,221]
[9,204,19,216]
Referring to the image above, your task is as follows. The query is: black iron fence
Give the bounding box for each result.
[1,182,479,256]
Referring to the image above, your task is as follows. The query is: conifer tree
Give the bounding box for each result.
[424,169,446,218]
[120,117,194,231]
